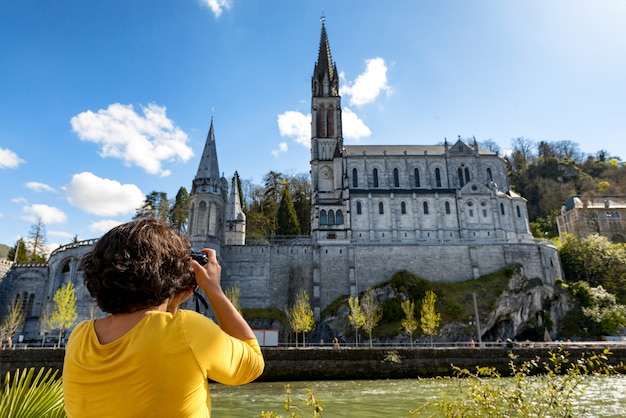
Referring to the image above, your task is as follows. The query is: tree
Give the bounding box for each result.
[135,191,170,221]
[225,285,242,315]
[420,290,441,346]
[288,290,315,347]
[28,218,48,262]
[348,296,365,347]
[401,299,418,347]
[169,187,189,234]
[46,282,78,347]
[276,188,301,236]
[7,238,28,262]
[360,289,382,347]
[0,296,25,348]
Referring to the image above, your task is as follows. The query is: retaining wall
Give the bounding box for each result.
[2,346,625,381]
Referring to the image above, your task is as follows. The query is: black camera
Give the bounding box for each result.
[191,249,208,266]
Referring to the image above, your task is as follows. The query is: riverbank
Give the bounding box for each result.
[2,344,625,381]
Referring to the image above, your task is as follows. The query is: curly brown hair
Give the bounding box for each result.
[81,218,194,314]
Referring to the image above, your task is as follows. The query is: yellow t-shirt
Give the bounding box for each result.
[63,310,264,418]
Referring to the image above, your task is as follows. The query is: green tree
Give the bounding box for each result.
[169,187,189,234]
[0,296,25,348]
[225,285,242,315]
[420,290,441,346]
[7,238,28,262]
[276,187,301,236]
[288,290,315,347]
[135,191,170,221]
[348,296,365,347]
[569,281,626,335]
[46,282,78,347]
[401,299,418,347]
[360,289,382,348]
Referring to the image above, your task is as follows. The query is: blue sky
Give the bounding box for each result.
[1,0,626,252]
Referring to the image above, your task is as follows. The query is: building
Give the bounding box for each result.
[0,21,561,344]
[556,195,626,243]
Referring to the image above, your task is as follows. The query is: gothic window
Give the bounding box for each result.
[465,167,470,183]
[352,168,358,187]
[469,210,474,217]
[483,209,488,217]
[209,202,218,236]
[487,167,493,182]
[379,202,384,214]
[516,206,521,217]
[249,266,254,275]
[260,266,265,275]
[423,201,429,214]
[328,210,335,225]
[27,293,34,316]
[238,266,243,275]
[356,202,362,215]
[393,168,399,187]
[435,168,442,188]
[414,168,421,187]
[317,104,326,137]
[445,201,451,214]
[401,201,407,214]
[198,201,207,236]
[500,203,505,215]
[458,168,464,187]
[373,168,379,187]
[336,210,344,224]
[320,210,327,225]
[327,108,335,137]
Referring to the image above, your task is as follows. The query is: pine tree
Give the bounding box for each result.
[169,187,189,234]
[28,218,48,261]
[276,187,300,236]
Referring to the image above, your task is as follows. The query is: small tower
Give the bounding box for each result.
[225,171,246,245]
[188,116,228,253]
[310,18,350,241]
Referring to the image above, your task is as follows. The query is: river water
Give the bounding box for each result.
[210,375,626,417]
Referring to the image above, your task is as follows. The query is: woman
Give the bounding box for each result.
[62,218,264,417]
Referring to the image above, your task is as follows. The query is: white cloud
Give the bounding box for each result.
[70,103,193,177]
[277,111,311,146]
[26,182,56,193]
[22,204,67,224]
[342,107,371,140]
[0,148,25,169]
[65,172,145,217]
[340,57,391,106]
[11,197,27,204]
[89,219,124,235]
[199,0,232,18]
[271,142,288,157]
[49,230,75,240]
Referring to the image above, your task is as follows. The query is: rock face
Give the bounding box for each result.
[480,268,571,342]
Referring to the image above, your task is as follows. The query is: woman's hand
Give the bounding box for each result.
[191,248,222,297]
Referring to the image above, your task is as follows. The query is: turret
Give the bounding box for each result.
[225,172,246,245]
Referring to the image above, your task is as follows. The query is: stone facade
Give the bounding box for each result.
[0,22,562,344]
[556,195,626,243]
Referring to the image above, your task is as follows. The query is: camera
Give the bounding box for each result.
[191,249,208,266]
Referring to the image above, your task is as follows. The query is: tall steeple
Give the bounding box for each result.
[188,115,228,253]
[225,171,246,246]
[193,116,221,185]
[312,17,339,98]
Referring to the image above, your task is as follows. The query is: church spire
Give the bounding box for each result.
[194,115,221,183]
[312,17,339,97]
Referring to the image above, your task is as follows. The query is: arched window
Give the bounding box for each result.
[414,168,421,187]
[336,210,344,224]
[393,168,399,187]
[328,210,335,225]
[500,203,505,215]
[352,168,358,187]
[458,167,465,187]
[260,266,265,275]
[356,201,362,215]
[249,266,254,275]
[320,210,327,225]
[516,206,521,217]
[401,201,407,214]
[445,201,451,214]
[373,168,379,187]
[435,168,442,187]
[465,167,470,183]
[423,201,429,214]
[487,167,493,182]
[27,293,34,316]
[379,202,384,214]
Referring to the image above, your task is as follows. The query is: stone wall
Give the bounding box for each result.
[2,346,624,382]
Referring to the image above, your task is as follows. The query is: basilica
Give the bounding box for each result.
[0,22,561,343]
